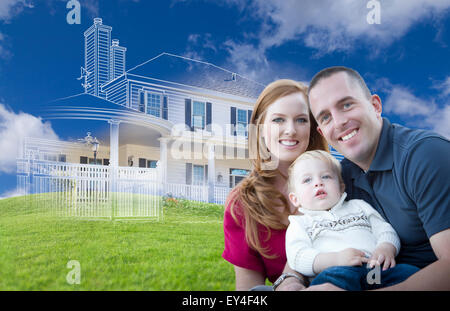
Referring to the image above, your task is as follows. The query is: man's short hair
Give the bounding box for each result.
[308,66,371,100]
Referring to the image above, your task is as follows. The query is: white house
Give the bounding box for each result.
[18,18,342,217]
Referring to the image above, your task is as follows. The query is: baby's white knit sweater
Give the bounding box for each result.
[286,192,401,277]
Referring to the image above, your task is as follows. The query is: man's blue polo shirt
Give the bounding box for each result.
[341,118,450,268]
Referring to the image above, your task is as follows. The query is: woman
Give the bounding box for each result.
[222,79,328,290]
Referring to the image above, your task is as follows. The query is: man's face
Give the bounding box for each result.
[308,72,383,170]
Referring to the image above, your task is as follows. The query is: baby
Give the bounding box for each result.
[286,150,419,290]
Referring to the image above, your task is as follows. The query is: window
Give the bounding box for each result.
[146,92,162,117]
[193,165,205,185]
[89,158,102,165]
[80,156,88,164]
[231,107,251,137]
[192,101,205,130]
[58,154,67,162]
[44,153,57,162]
[147,160,157,168]
[139,158,158,168]
[229,168,250,188]
[236,109,248,137]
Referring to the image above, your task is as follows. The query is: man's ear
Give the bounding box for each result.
[288,192,300,207]
[371,94,382,116]
[317,126,324,137]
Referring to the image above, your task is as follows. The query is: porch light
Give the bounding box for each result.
[92,137,100,164]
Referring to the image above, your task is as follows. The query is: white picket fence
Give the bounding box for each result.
[17,159,231,219]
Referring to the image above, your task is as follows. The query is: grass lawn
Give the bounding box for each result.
[0,194,235,290]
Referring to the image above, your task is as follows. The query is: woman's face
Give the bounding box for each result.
[262,92,311,166]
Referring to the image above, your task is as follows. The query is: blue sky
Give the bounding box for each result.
[0,0,449,198]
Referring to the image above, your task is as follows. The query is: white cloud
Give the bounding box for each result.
[0,0,34,59]
[82,0,99,18]
[182,33,218,62]
[0,103,59,174]
[427,105,450,139]
[0,0,34,22]
[382,81,450,139]
[434,76,450,97]
[236,0,450,52]
[217,0,450,78]
[384,86,437,117]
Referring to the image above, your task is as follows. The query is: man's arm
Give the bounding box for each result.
[377,229,450,291]
[274,262,308,291]
[388,137,450,291]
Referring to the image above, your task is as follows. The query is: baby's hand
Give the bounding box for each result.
[368,242,396,271]
[337,248,369,267]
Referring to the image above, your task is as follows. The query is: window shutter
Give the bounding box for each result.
[186,163,192,185]
[230,106,236,136]
[247,109,253,137]
[205,164,208,185]
[139,91,145,113]
[139,158,146,168]
[162,95,168,120]
[185,99,192,131]
[206,102,212,131]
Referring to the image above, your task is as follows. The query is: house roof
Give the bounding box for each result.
[47,93,135,112]
[126,52,265,99]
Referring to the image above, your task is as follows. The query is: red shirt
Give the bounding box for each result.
[222,196,287,283]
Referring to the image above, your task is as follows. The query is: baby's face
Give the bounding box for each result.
[289,158,342,211]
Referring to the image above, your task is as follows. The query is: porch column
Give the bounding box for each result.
[207,144,215,203]
[108,119,121,167]
[158,137,168,184]
[108,119,121,217]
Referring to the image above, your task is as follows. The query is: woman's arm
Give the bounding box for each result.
[234,266,266,291]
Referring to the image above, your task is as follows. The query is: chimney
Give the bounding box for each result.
[112,39,119,46]
[94,18,102,25]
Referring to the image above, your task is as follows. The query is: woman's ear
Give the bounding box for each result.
[288,192,300,207]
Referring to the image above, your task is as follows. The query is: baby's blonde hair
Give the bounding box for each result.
[287,150,344,194]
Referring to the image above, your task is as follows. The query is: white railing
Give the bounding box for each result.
[17,159,233,219]
[17,159,162,219]
[165,183,208,203]
[163,183,231,205]
[214,186,231,205]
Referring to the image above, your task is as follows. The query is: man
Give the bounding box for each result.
[306,66,450,290]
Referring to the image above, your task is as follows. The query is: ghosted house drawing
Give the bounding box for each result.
[17,18,341,217]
